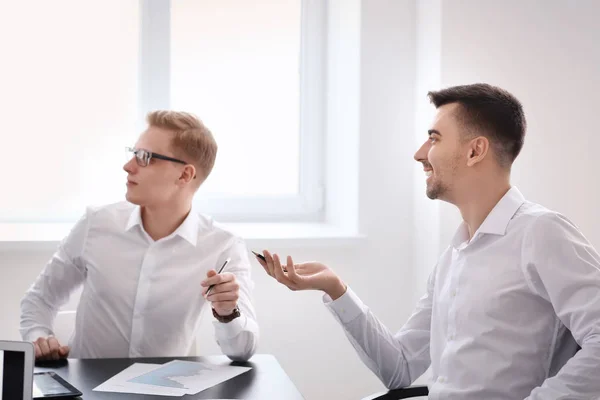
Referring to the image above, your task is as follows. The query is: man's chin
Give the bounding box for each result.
[125,192,142,205]
[426,186,452,202]
[425,184,442,200]
[426,191,439,200]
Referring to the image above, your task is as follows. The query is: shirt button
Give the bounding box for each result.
[451,290,457,297]
[437,376,446,383]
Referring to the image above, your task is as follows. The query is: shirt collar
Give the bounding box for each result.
[451,186,526,248]
[125,206,143,231]
[175,208,200,246]
[125,205,200,246]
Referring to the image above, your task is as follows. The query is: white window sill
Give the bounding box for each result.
[0,222,365,252]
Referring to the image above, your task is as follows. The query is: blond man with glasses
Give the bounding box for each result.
[20,111,259,362]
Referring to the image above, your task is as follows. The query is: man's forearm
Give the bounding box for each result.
[20,291,56,341]
[213,315,259,361]
[526,343,600,399]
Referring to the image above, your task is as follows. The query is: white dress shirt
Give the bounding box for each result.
[325,187,600,399]
[20,202,259,361]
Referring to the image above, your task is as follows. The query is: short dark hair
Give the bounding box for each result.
[427,83,526,167]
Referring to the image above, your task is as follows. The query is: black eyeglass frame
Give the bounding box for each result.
[126,146,188,167]
[126,146,197,179]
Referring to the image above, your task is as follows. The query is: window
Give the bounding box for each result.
[0,0,325,223]
[0,1,139,223]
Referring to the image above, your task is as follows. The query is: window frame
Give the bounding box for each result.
[139,0,326,222]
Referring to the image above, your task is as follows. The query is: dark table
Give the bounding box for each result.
[34,354,304,399]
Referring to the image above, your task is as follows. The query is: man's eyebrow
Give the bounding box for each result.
[428,129,441,136]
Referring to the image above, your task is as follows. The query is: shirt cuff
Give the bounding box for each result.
[323,286,368,324]
[212,314,248,340]
[23,328,52,343]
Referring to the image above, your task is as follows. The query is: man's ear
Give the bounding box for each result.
[466,136,489,167]
[179,164,197,184]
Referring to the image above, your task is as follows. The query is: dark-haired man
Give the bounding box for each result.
[257,84,600,399]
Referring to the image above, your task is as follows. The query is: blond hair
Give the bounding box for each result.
[146,110,217,183]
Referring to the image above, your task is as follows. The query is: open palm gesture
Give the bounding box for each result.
[256,250,347,299]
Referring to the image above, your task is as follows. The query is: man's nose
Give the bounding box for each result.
[414,142,429,162]
[123,157,137,173]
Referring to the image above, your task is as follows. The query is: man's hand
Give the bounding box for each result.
[257,250,347,300]
[201,270,240,316]
[33,337,69,361]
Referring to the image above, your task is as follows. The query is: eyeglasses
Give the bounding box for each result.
[126,147,188,168]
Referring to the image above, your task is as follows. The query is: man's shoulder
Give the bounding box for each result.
[193,212,241,243]
[513,200,576,236]
[82,201,135,227]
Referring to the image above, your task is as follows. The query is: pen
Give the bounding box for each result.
[205,257,231,296]
[252,250,287,272]
[251,250,266,262]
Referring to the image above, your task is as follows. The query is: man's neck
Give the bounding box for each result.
[455,175,511,239]
[141,201,192,241]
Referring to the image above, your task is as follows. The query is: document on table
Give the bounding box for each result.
[93,360,251,396]
[93,363,187,396]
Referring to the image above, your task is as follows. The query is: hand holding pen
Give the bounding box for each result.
[201,258,240,316]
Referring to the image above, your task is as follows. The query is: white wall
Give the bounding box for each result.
[2,1,600,400]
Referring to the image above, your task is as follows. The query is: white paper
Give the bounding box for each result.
[93,363,188,396]
[128,360,252,395]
